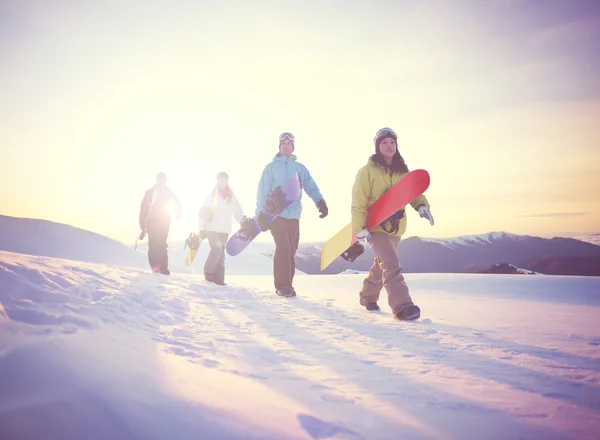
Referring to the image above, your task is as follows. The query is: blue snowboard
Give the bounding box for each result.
[226,172,302,256]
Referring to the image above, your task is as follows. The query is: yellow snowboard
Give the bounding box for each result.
[320,223,356,270]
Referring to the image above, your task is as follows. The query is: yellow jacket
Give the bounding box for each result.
[351,156,430,237]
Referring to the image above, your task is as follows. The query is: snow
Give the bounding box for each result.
[0,214,293,276]
[341,269,367,275]
[573,233,600,246]
[418,231,527,249]
[1,250,600,440]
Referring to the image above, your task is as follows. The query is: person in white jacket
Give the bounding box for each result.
[198,172,247,285]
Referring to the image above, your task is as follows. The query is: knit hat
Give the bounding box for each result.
[374,127,398,151]
[278,132,295,151]
[217,171,228,180]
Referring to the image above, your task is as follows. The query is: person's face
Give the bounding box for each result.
[217,177,228,189]
[378,137,397,159]
[279,139,294,155]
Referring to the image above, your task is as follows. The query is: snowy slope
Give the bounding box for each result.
[0,214,285,276]
[1,250,600,440]
[0,214,149,269]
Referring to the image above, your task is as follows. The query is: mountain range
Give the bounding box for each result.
[295,232,600,276]
[1,215,599,276]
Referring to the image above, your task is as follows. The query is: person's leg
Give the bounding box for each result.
[269,218,293,294]
[214,233,228,285]
[359,256,384,308]
[288,219,300,291]
[369,232,417,318]
[204,231,223,282]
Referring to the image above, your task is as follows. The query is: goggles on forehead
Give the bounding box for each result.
[279,132,295,142]
[375,127,397,138]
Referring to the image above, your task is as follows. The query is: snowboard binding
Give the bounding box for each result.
[265,187,285,216]
[238,217,255,241]
[184,232,201,251]
[341,241,364,262]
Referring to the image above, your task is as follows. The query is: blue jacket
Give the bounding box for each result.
[255,154,324,219]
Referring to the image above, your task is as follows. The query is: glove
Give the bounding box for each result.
[417,205,434,226]
[317,199,328,219]
[356,228,372,246]
[139,219,145,231]
[257,212,270,231]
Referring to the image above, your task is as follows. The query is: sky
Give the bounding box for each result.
[1,0,599,245]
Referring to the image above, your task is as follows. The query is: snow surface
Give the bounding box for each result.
[1,250,599,440]
[136,239,307,276]
[0,214,292,276]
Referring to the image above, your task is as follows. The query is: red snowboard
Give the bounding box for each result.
[320,169,430,270]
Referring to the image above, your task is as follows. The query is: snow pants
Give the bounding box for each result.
[270,218,300,290]
[204,231,228,285]
[359,232,415,314]
[147,224,170,273]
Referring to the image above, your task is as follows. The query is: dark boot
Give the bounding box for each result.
[394,305,421,320]
[365,302,380,311]
[276,287,295,297]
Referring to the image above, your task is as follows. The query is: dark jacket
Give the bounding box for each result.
[139,185,182,230]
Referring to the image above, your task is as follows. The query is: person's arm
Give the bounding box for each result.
[351,167,370,234]
[139,189,152,229]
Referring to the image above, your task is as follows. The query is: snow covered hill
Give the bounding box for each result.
[1,250,599,440]
[573,233,600,246]
[0,214,148,269]
[0,215,282,276]
[297,231,600,275]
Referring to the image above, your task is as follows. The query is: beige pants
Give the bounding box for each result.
[359,232,414,314]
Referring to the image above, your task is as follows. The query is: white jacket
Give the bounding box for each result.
[198,187,245,234]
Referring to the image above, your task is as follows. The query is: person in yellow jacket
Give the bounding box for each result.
[351,127,434,320]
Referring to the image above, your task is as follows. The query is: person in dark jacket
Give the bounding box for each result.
[254,132,328,297]
[139,172,182,275]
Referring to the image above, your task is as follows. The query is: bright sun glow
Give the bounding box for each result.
[1,2,598,244]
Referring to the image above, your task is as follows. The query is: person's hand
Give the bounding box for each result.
[317,199,328,219]
[257,212,270,231]
[417,205,434,226]
[356,228,372,246]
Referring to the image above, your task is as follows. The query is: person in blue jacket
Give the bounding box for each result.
[255,132,328,297]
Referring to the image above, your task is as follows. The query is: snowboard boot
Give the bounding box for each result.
[394,305,421,321]
[160,268,170,275]
[290,287,297,297]
[151,265,160,273]
[360,297,380,311]
[276,287,295,297]
[365,302,380,311]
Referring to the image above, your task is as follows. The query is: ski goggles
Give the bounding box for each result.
[375,127,397,139]
[279,132,295,142]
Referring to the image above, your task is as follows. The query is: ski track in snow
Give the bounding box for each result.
[1,250,599,440]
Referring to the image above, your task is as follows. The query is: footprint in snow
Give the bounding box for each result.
[297,414,363,440]
[171,327,193,338]
[166,346,197,358]
[161,297,190,312]
[157,311,175,325]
